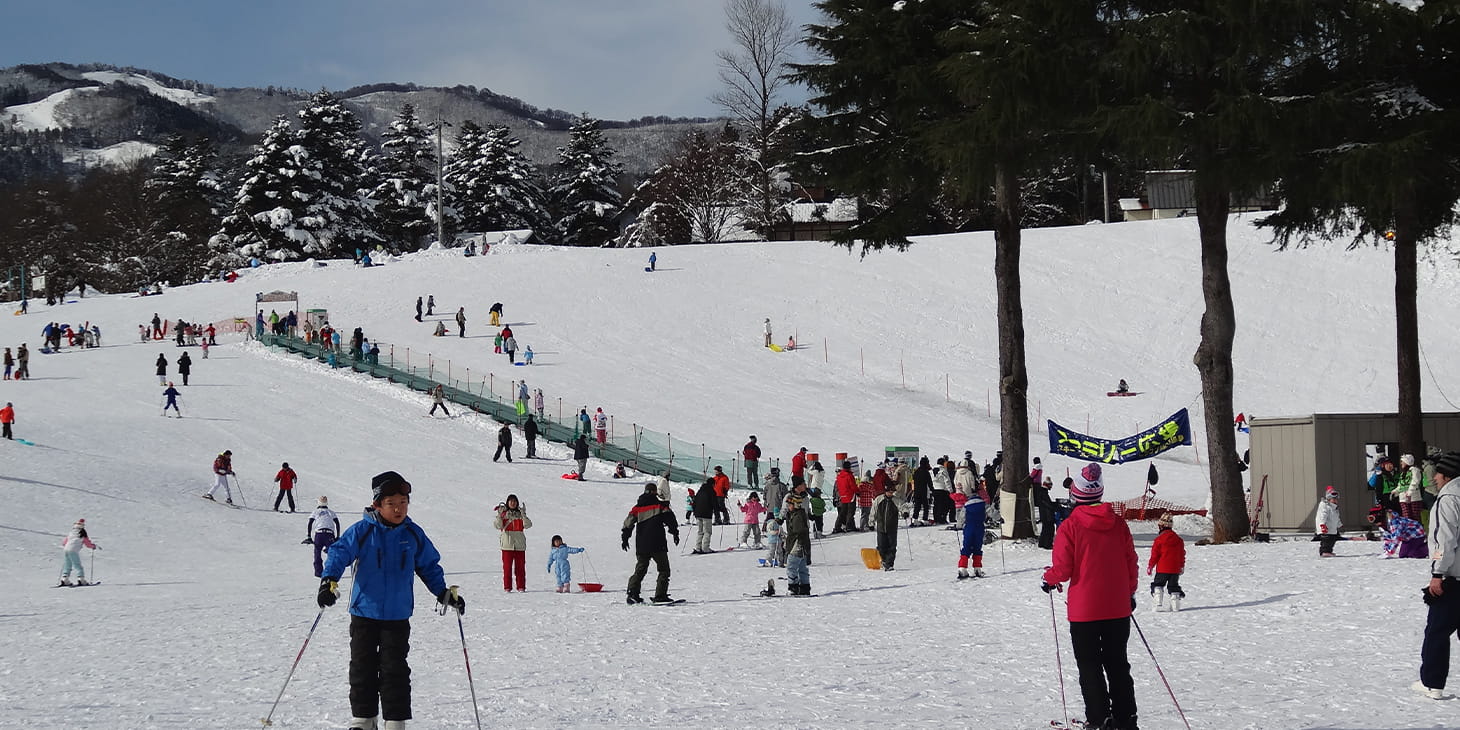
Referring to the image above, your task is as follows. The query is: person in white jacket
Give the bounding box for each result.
[1315,488,1342,557]
[1399,453,1425,520]
[59,518,99,586]
[1417,452,1460,699]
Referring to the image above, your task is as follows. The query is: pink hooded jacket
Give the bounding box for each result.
[741,499,767,524]
[1042,502,1139,622]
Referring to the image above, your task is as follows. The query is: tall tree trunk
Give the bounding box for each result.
[1394,207,1423,459]
[994,164,1032,538]
[1192,183,1245,543]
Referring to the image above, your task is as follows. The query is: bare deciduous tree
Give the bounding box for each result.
[712,0,797,238]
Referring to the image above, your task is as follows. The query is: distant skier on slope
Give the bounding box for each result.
[161,383,182,417]
[303,495,340,578]
[202,450,235,504]
[58,518,99,586]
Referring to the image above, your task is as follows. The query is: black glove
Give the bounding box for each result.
[437,589,466,615]
[301,538,312,545]
[1041,581,1059,594]
[1131,595,1138,611]
[672,534,680,545]
[621,540,630,552]
[317,579,338,608]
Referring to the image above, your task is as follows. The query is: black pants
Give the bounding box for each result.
[349,615,413,721]
[628,551,671,600]
[912,494,930,521]
[812,514,824,534]
[429,402,450,416]
[1422,577,1460,690]
[835,502,856,532]
[1318,533,1340,554]
[273,489,295,512]
[1069,617,1136,729]
[493,444,513,462]
[1150,572,1184,597]
[876,529,897,569]
[932,490,952,523]
[2,422,10,439]
[714,496,730,524]
[526,436,537,458]
[1033,488,1056,548]
[180,371,190,386]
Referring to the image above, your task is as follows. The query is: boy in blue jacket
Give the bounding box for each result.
[317,471,465,730]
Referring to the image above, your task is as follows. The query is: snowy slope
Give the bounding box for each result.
[2,216,1457,729]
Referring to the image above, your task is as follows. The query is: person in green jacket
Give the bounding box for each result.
[809,487,828,538]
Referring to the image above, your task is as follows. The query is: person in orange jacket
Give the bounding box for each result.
[1147,513,1187,611]
[711,466,732,525]
[0,401,15,440]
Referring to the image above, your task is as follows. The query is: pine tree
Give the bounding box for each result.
[369,103,438,249]
[217,116,313,261]
[295,90,378,256]
[446,121,547,235]
[549,117,623,246]
[140,134,224,284]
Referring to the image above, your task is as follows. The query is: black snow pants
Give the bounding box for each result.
[349,616,413,721]
[1069,617,1137,730]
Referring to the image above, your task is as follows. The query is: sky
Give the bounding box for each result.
[1,0,823,120]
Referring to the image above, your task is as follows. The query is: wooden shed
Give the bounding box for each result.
[1249,412,1460,532]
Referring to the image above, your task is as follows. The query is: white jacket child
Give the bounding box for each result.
[1315,497,1342,534]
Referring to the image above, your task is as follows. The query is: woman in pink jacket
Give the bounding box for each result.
[1041,463,1139,730]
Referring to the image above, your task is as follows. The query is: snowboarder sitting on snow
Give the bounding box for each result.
[432,321,447,337]
[546,535,586,593]
[1148,513,1187,610]
[1116,378,1130,394]
[59,518,98,586]
[317,471,462,730]
[612,462,628,479]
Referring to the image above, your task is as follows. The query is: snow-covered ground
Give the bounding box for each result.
[3,216,1457,729]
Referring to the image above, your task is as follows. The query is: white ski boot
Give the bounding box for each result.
[957,568,970,580]
[1152,587,1166,610]
[76,578,90,586]
[59,577,72,587]
[383,721,406,730]
[1169,593,1182,612]
[973,568,986,578]
[347,717,378,730]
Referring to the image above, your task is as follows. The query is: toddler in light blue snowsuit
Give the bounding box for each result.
[546,535,585,593]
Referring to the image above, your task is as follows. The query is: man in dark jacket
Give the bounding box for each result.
[871,482,904,570]
[523,414,539,458]
[493,424,513,463]
[572,435,590,480]
[621,484,680,604]
[743,436,762,491]
[691,479,718,554]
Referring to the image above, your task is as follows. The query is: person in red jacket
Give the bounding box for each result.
[0,401,15,440]
[1041,463,1139,730]
[743,436,762,489]
[273,462,299,513]
[857,471,879,530]
[832,461,858,533]
[791,447,808,487]
[711,466,732,525]
[1147,512,1187,611]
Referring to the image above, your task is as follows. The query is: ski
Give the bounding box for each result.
[1049,720,1089,729]
[201,495,241,509]
[637,599,687,606]
[743,593,816,598]
[54,581,100,588]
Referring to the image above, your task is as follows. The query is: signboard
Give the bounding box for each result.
[1047,409,1192,464]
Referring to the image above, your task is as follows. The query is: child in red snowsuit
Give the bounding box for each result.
[1147,513,1187,610]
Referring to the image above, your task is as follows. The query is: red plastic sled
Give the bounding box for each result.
[562,472,581,480]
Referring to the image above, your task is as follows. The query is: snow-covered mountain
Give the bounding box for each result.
[0,62,718,175]
[2,216,1456,728]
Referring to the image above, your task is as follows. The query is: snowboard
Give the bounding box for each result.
[644,267,653,272]
[639,599,686,606]
[1106,391,1142,397]
[14,437,36,446]
[767,343,784,352]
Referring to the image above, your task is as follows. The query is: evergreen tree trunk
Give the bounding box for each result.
[994,164,1032,538]
[1192,184,1245,543]
[1394,207,1424,459]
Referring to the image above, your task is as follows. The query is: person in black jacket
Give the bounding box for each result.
[177,351,192,386]
[690,478,718,554]
[572,435,590,480]
[913,457,933,522]
[621,484,680,604]
[155,353,168,386]
[523,414,539,458]
[493,424,513,463]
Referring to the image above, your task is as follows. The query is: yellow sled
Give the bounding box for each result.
[767,343,784,352]
[860,547,882,570]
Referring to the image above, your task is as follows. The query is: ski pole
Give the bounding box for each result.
[232,474,248,508]
[444,587,484,730]
[90,549,96,582]
[1049,590,1070,729]
[1130,614,1192,730]
[260,609,324,727]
